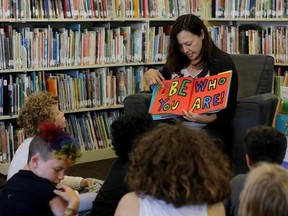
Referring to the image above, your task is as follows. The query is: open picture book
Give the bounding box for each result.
[149,70,232,120]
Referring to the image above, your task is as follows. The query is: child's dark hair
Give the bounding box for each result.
[111,113,155,161]
[245,125,287,164]
[28,121,82,163]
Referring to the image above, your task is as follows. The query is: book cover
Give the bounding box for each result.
[281,86,288,114]
[142,0,149,17]
[0,74,11,115]
[248,0,256,18]
[96,113,108,148]
[91,112,104,148]
[276,113,288,136]
[46,76,58,96]
[78,115,92,151]
[83,114,96,149]
[215,0,225,18]
[149,70,232,120]
[0,122,6,162]
[98,113,110,147]
[7,123,14,160]
[281,141,288,170]
[100,111,111,141]
[85,112,98,149]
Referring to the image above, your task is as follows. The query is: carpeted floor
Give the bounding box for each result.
[66,158,117,180]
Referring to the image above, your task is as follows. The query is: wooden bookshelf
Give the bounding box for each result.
[77,148,116,164]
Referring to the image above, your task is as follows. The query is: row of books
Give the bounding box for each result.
[65,110,120,151]
[49,66,149,111]
[209,25,288,64]
[0,66,150,116]
[0,23,171,70]
[0,122,25,163]
[0,109,119,163]
[124,0,201,18]
[0,0,201,19]
[213,0,288,18]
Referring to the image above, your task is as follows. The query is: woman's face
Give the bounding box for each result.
[176,30,204,62]
[51,105,66,129]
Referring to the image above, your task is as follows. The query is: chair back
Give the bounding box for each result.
[231,54,274,101]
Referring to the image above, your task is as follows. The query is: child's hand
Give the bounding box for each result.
[54,184,79,206]
[80,178,93,188]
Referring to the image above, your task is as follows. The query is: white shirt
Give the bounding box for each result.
[139,195,207,216]
[7,137,33,179]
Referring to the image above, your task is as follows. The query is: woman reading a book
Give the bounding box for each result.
[145,14,238,157]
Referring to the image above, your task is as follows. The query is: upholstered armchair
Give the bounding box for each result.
[123,54,278,175]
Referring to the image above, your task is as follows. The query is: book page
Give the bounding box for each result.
[149,77,194,118]
[189,70,232,114]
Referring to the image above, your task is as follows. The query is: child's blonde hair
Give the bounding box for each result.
[239,163,288,216]
[17,91,59,136]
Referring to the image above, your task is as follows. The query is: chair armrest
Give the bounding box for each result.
[124,92,152,115]
[235,93,278,125]
[232,93,279,174]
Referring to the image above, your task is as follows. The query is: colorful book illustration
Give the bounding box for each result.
[149,70,232,120]
[276,113,288,136]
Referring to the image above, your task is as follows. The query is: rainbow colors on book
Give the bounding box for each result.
[149,70,232,120]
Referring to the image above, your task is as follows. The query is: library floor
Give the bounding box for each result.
[66,158,117,180]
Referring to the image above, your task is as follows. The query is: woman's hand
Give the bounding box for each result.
[145,68,165,87]
[182,109,217,124]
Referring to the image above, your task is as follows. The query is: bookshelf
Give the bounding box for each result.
[0,0,205,174]
[205,0,288,95]
[205,0,288,144]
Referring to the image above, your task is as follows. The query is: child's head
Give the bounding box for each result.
[244,125,287,166]
[28,121,82,184]
[17,91,66,136]
[127,123,232,207]
[111,113,155,161]
[239,163,288,216]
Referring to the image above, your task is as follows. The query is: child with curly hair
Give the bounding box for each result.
[7,91,98,212]
[0,121,82,216]
[115,123,233,216]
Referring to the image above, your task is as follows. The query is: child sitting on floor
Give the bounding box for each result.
[0,121,82,216]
